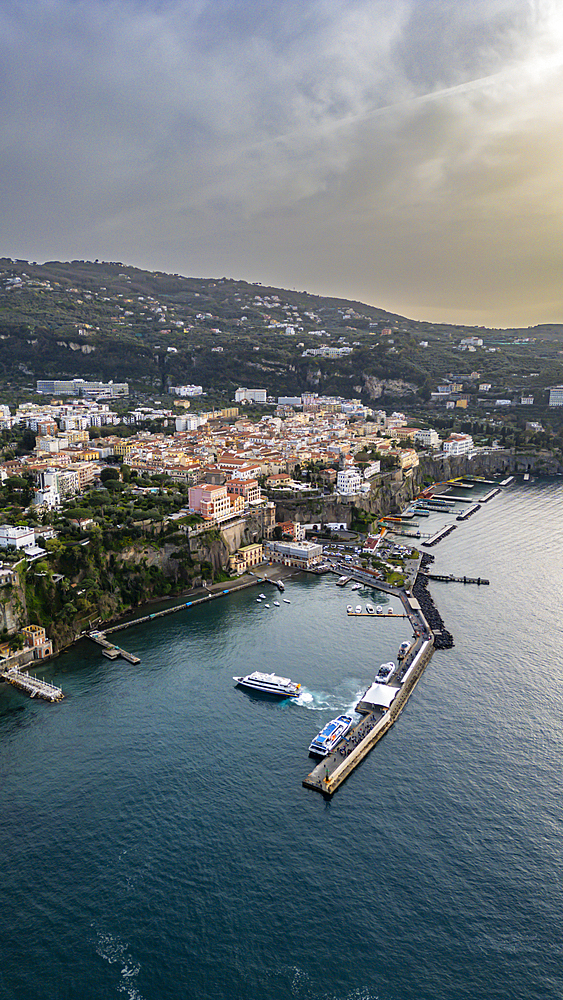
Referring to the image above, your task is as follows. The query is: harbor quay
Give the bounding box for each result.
[303,590,435,797]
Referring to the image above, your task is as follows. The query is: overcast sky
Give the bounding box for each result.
[1,0,562,327]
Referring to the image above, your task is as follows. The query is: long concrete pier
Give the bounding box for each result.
[303,629,434,797]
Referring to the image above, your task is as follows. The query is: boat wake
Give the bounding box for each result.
[295,687,364,716]
[94,929,144,1000]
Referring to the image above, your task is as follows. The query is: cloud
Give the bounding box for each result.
[1,0,562,325]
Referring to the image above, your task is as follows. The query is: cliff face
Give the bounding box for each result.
[7,527,237,650]
[274,450,563,529]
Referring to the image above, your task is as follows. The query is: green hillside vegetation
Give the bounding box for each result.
[2,257,563,407]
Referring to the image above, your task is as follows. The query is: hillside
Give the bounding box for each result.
[2,257,563,405]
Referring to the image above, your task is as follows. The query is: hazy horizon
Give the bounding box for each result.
[2,1,562,328]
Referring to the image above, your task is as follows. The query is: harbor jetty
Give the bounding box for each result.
[303,605,435,797]
[3,667,64,702]
[423,572,489,585]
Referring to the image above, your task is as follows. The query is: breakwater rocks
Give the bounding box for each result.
[414,554,455,650]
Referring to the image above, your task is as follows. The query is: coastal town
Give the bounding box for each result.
[0,372,558,686]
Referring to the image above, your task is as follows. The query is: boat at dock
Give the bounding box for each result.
[355,605,362,614]
[277,580,285,592]
[347,605,353,613]
[375,661,395,684]
[233,671,301,697]
[336,576,350,587]
[308,714,354,757]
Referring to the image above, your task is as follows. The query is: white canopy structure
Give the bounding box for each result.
[360,683,399,709]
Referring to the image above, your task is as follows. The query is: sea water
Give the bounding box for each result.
[1,479,563,1000]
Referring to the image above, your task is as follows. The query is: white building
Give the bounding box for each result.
[414,428,440,449]
[442,433,474,456]
[170,385,204,397]
[235,388,267,404]
[265,540,323,568]
[0,524,36,550]
[549,386,563,407]
[36,379,128,397]
[336,468,363,494]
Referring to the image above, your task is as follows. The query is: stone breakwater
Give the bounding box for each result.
[413,554,455,650]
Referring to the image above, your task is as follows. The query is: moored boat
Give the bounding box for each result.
[366,604,375,615]
[233,671,301,697]
[308,714,354,757]
[375,661,395,684]
[355,605,362,614]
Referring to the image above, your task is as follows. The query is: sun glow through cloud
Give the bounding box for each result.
[1,0,563,326]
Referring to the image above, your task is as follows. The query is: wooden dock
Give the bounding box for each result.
[87,631,141,664]
[347,611,409,618]
[3,667,64,702]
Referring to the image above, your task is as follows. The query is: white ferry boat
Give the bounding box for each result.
[308,714,354,757]
[233,671,301,697]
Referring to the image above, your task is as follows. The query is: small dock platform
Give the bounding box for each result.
[423,524,457,547]
[481,487,502,502]
[456,503,481,521]
[3,667,64,702]
[87,630,141,664]
[347,610,409,618]
[423,572,489,585]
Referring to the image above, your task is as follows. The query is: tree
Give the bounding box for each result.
[100,467,120,483]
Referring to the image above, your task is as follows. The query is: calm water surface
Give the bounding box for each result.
[2,479,563,999]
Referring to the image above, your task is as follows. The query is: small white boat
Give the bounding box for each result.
[388,608,394,615]
[376,606,383,614]
[256,598,262,603]
[351,583,362,591]
[347,604,353,613]
[375,661,395,684]
[283,599,291,604]
[273,601,280,607]
[259,593,266,599]
[355,605,362,614]
[366,604,375,615]
[264,603,270,608]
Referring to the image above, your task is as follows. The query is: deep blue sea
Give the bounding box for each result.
[2,478,563,1000]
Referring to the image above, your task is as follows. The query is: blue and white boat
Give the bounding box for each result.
[308,714,354,757]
